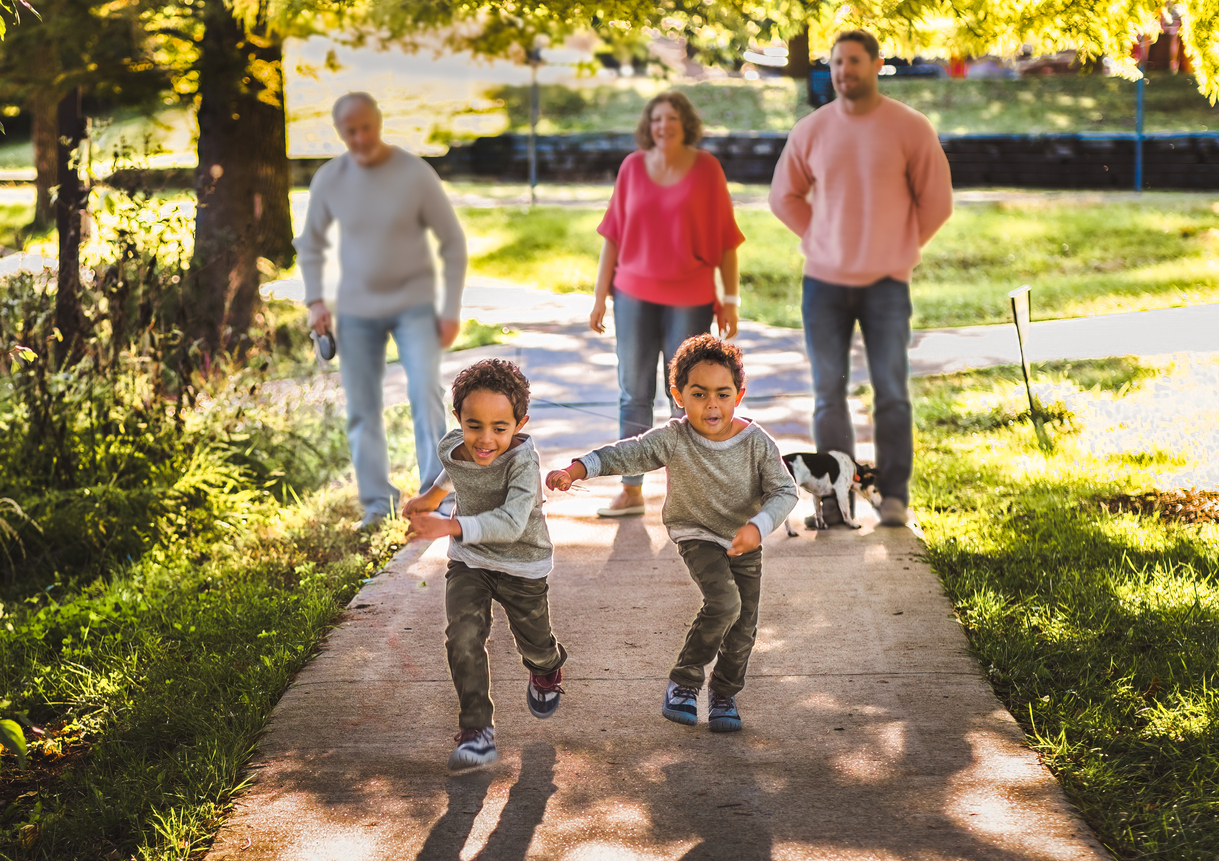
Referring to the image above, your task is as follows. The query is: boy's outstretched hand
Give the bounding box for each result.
[408,512,460,541]
[545,469,574,491]
[727,523,761,557]
[545,461,587,492]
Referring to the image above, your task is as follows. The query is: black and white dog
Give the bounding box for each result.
[781,451,882,533]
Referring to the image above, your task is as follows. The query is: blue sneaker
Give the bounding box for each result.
[662,681,699,726]
[449,726,497,770]
[708,689,742,732]
[527,667,564,719]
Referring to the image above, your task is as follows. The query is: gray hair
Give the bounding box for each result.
[332,92,381,125]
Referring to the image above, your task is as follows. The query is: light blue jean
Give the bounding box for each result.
[337,305,446,519]
[613,289,714,487]
[802,276,913,504]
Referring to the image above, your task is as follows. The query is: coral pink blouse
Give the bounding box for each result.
[597,150,745,307]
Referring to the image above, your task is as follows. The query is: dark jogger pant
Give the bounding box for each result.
[670,541,763,698]
[445,560,566,728]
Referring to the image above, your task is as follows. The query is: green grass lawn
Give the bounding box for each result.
[0,491,409,858]
[461,192,1219,330]
[909,355,1219,859]
[0,359,422,857]
[489,72,1219,137]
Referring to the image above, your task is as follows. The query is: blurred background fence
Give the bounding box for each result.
[104,131,1219,191]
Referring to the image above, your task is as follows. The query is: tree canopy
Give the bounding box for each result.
[688,1,1219,100]
[357,0,1218,101]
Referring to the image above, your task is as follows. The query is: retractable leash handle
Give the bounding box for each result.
[310,328,337,361]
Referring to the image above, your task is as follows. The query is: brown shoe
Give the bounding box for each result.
[596,487,645,518]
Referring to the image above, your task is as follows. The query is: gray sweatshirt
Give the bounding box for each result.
[292,147,467,320]
[579,418,798,549]
[431,429,553,579]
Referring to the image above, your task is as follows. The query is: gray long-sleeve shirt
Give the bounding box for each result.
[579,418,798,549]
[292,146,467,320]
[431,429,553,579]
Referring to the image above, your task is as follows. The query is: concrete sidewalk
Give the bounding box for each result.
[192,283,1219,860]
[207,485,1109,861]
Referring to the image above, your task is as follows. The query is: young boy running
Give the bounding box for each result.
[546,334,796,732]
[404,358,566,769]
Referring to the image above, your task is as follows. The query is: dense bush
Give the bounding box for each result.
[0,190,379,858]
[0,192,346,592]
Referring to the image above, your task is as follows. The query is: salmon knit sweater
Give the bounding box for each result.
[769,97,953,286]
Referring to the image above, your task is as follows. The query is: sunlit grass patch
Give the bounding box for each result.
[458,194,1219,330]
[460,206,603,292]
[913,355,1219,859]
[0,488,405,858]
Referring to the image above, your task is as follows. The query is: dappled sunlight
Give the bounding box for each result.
[1066,355,1219,489]
[946,727,1066,843]
[285,827,389,860]
[558,840,698,861]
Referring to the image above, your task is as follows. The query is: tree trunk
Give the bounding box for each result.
[54,86,87,368]
[250,32,295,270]
[190,0,260,359]
[31,89,58,232]
[783,26,811,79]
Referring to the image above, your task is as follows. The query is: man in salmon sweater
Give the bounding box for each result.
[769,29,953,527]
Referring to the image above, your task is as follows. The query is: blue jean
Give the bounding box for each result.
[802,276,913,504]
[337,305,447,518]
[613,289,714,486]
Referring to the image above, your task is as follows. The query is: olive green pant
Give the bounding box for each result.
[671,541,763,698]
[445,560,566,729]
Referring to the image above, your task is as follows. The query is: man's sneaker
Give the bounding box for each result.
[661,681,700,726]
[527,667,564,719]
[352,512,386,533]
[878,497,909,527]
[708,690,742,733]
[449,726,497,770]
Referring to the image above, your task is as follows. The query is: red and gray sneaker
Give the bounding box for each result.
[527,667,564,719]
[449,726,497,770]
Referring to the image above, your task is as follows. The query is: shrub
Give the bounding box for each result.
[0,191,344,591]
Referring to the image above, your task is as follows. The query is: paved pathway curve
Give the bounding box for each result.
[200,282,1219,861]
[207,495,1109,861]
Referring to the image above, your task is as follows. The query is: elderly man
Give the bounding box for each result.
[769,29,953,527]
[294,92,467,529]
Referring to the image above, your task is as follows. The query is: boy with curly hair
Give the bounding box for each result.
[404,358,566,769]
[547,334,796,732]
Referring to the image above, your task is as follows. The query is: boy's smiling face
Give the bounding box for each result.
[455,388,528,466]
[671,360,745,442]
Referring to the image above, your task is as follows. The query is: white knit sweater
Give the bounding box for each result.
[293,147,467,320]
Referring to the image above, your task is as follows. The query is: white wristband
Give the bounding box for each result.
[721,294,741,306]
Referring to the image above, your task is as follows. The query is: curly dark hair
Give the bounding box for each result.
[451,358,531,423]
[635,90,703,149]
[668,334,745,394]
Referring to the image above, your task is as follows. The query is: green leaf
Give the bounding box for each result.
[0,719,27,770]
